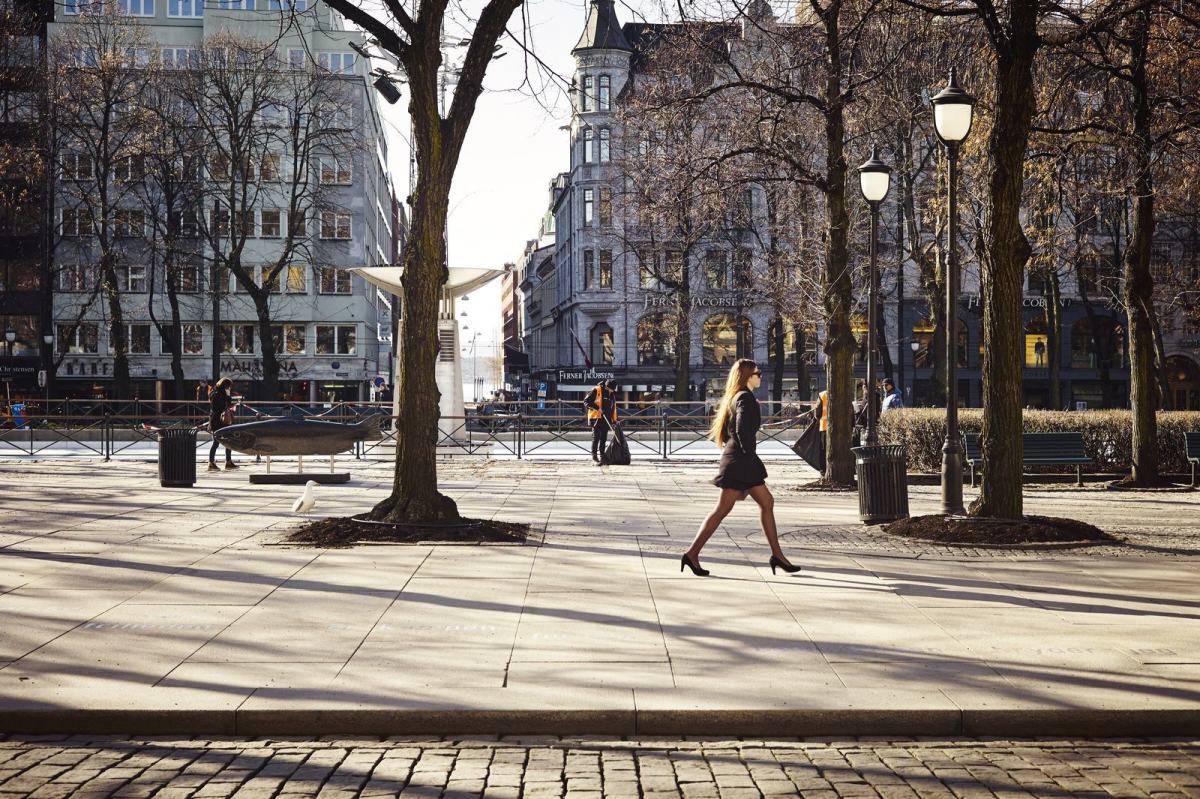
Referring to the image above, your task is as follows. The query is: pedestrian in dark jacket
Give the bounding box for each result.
[208,377,237,471]
[680,358,800,577]
[584,379,618,464]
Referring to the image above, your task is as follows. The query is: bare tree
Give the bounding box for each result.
[319,0,524,522]
[50,5,158,398]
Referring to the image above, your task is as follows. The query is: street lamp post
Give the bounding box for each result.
[930,67,975,516]
[858,147,892,446]
[3,330,15,408]
[910,340,921,405]
[43,332,54,408]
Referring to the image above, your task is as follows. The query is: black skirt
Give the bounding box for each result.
[711,390,767,490]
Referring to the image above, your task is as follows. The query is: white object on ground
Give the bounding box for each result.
[292,480,318,514]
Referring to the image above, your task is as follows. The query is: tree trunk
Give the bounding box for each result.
[166,281,185,400]
[253,293,281,401]
[674,302,691,401]
[1045,268,1062,409]
[819,0,855,486]
[101,251,131,398]
[772,318,785,404]
[972,9,1037,519]
[1124,6,1159,485]
[1151,314,1171,410]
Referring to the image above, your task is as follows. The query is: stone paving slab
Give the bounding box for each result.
[0,735,1198,798]
[0,459,1198,736]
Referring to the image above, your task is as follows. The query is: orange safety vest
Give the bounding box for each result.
[586,385,618,422]
[818,391,829,432]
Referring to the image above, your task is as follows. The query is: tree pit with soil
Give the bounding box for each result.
[284,515,530,548]
[792,479,858,492]
[884,514,1118,548]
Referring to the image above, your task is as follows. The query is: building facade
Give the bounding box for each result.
[47,0,394,402]
[518,0,1200,410]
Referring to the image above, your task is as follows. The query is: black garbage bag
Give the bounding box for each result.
[792,415,825,472]
[602,420,631,465]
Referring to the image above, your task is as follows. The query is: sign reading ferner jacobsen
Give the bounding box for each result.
[643,294,751,310]
[557,368,618,382]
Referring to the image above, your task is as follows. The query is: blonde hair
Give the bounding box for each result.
[708,359,758,446]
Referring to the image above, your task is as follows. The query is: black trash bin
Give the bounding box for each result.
[158,427,197,488]
[851,443,909,524]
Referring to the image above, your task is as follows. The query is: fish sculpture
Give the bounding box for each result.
[214,414,384,457]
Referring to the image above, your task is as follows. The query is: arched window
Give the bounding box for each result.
[1167,354,1200,410]
[591,323,614,366]
[637,314,673,366]
[703,313,753,366]
[1071,316,1126,369]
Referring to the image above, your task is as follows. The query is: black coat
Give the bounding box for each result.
[712,390,768,490]
[209,387,232,429]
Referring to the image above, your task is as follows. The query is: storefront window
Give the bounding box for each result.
[1071,317,1125,369]
[637,314,673,366]
[1167,355,1200,410]
[1024,317,1048,368]
[702,313,752,366]
[912,318,967,368]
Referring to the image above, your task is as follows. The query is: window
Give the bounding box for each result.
[61,207,93,237]
[702,313,753,366]
[220,324,255,354]
[284,263,306,293]
[637,314,673,366]
[122,264,147,292]
[174,261,199,292]
[664,250,683,283]
[0,90,37,122]
[598,249,612,289]
[319,267,351,294]
[260,153,281,181]
[269,0,308,10]
[319,157,352,184]
[733,249,752,289]
[288,210,306,237]
[320,211,351,239]
[320,104,352,129]
[123,323,151,354]
[316,324,356,354]
[124,47,151,67]
[598,128,610,162]
[118,0,154,12]
[582,128,594,163]
[56,263,94,292]
[161,47,199,69]
[705,250,728,289]
[1071,317,1125,369]
[318,52,355,74]
[639,250,662,290]
[211,207,230,236]
[598,187,612,227]
[168,0,203,17]
[240,210,256,237]
[62,152,93,181]
[174,209,200,238]
[114,209,145,237]
[598,75,610,110]
[115,155,144,183]
[57,323,99,354]
[591,323,614,365]
[287,49,305,70]
[260,209,281,238]
[160,323,204,355]
[271,324,306,354]
[581,75,592,112]
[582,188,594,226]
[209,152,230,181]
[583,249,594,290]
[261,266,281,293]
[214,0,252,8]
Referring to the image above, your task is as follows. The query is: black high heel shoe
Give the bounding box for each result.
[680,553,710,577]
[769,555,801,575]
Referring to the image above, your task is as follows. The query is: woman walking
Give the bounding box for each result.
[208,377,238,471]
[681,358,800,577]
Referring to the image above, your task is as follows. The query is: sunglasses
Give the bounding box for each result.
[751,370,762,377]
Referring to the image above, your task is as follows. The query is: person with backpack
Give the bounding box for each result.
[584,379,618,464]
[680,358,801,577]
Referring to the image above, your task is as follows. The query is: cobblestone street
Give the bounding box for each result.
[1,736,1199,799]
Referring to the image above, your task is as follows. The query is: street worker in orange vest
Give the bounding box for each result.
[584,379,619,464]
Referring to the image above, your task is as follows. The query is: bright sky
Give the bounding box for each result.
[373,0,664,395]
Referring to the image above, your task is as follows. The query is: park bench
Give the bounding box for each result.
[964,431,1091,487]
[1186,432,1200,488]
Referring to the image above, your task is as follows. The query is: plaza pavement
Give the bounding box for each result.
[0,456,1198,737]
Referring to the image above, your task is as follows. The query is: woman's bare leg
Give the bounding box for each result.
[685,489,742,561]
[747,484,791,563]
